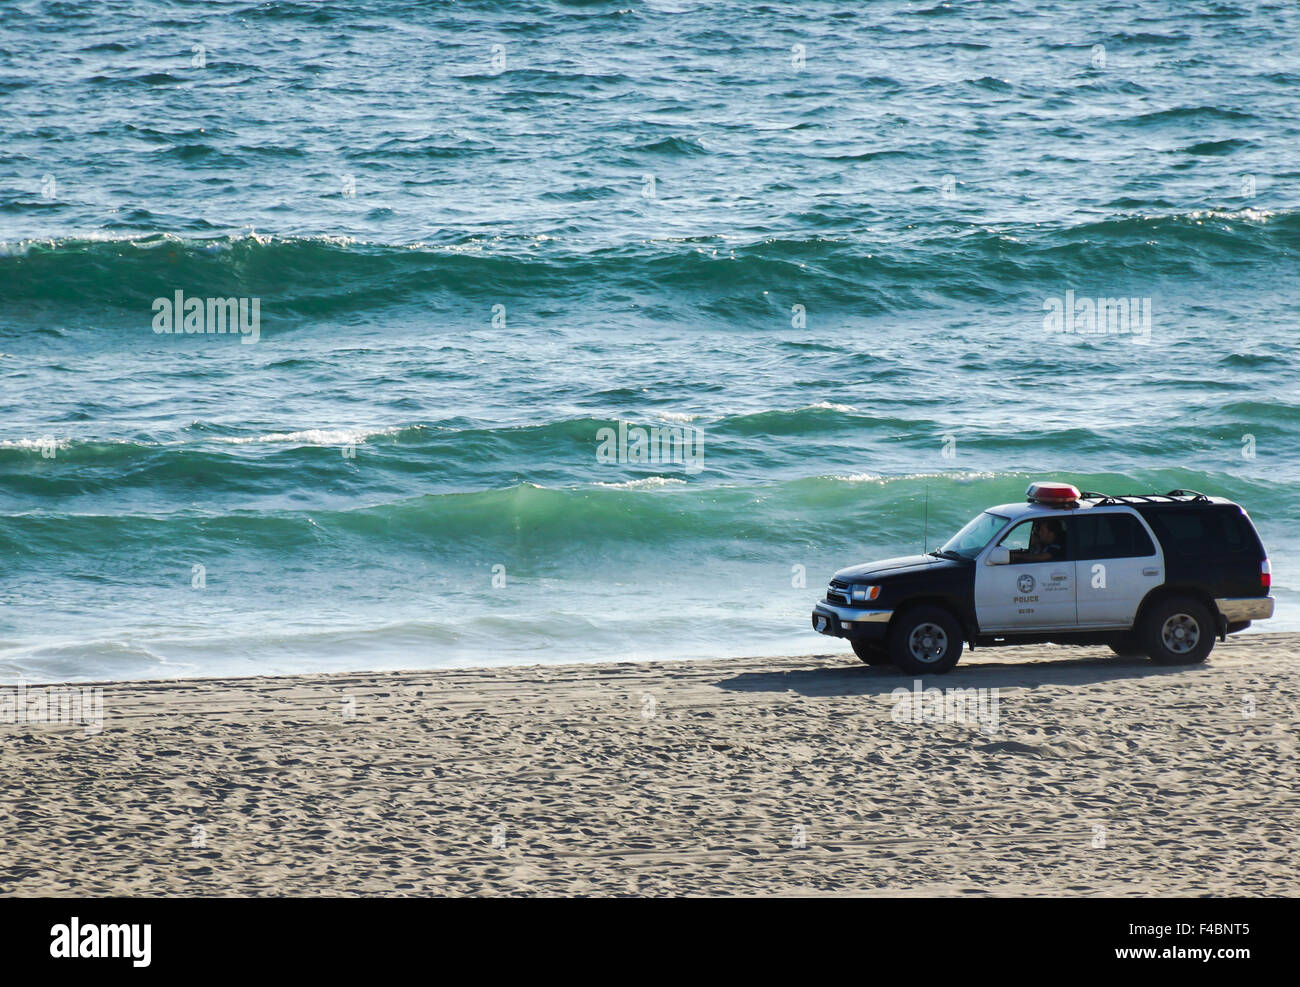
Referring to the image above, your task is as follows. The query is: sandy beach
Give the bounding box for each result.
[2,633,1297,897]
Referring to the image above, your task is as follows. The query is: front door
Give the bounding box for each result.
[975,515,1077,630]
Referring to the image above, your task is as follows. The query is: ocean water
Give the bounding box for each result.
[1,0,1298,682]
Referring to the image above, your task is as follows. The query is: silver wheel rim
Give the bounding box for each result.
[1161,613,1200,654]
[908,622,948,663]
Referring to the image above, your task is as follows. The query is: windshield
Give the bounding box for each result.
[937,511,1010,560]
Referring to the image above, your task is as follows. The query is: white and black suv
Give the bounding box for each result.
[811,482,1274,675]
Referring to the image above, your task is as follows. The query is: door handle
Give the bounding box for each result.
[1142,568,1158,576]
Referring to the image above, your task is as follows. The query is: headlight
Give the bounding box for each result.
[850,585,881,602]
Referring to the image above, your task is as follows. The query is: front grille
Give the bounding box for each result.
[827,579,851,607]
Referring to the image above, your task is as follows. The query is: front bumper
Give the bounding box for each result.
[811,602,893,640]
[1215,596,1274,622]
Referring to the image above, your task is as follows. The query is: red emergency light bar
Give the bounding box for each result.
[1026,482,1082,507]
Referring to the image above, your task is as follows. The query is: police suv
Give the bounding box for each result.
[811,483,1273,674]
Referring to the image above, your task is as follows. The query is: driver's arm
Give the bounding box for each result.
[1011,548,1049,562]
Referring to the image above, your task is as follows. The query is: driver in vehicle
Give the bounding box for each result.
[1011,518,1066,563]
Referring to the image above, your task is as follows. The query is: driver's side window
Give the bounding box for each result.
[998,517,1069,562]
[999,520,1036,552]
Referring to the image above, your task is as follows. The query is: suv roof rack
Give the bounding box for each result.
[1078,489,1212,506]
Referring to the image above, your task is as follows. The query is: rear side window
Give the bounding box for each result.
[1073,513,1156,560]
[1143,507,1262,560]
[1219,511,1257,553]
[1153,511,1206,545]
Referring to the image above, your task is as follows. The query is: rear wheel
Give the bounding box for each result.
[888,606,963,674]
[1139,595,1215,665]
[851,639,893,666]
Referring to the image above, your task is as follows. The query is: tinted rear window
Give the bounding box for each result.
[1142,507,1261,560]
[1073,513,1156,560]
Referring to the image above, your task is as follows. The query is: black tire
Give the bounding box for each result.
[887,606,963,674]
[851,639,893,666]
[1106,633,1145,658]
[1138,594,1215,665]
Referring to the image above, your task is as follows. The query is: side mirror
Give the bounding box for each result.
[988,546,1011,565]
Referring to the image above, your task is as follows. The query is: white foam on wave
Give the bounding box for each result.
[1178,207,1276,223]
[592,476,688,490]
[217,426,401,446]
[805,401,857,412]
[825,470,1001,484]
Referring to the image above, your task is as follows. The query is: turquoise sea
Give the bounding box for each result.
[1,0,1297,681]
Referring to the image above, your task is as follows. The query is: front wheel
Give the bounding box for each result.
[851,639,893,666]
[888,606,963,674]
[1139,595,1215,665]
